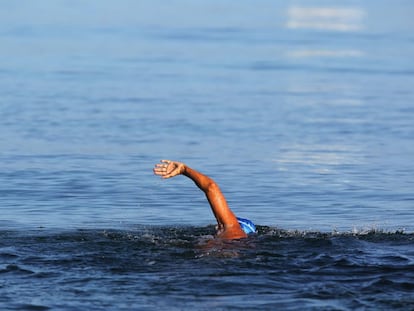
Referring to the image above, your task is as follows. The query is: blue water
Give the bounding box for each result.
[1,0,414,309]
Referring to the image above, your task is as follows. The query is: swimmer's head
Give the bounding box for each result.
[237,217,256,234]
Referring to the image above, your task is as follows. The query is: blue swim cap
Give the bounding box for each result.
[237,217,256,234]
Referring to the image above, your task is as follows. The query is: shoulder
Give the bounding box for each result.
[217,227,247,240]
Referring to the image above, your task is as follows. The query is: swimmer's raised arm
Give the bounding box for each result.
[153,160,247,240]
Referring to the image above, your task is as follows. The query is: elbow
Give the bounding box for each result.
[205,181,220,195]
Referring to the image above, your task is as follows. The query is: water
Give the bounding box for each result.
[1,0,414,309]
[1,228,414,310]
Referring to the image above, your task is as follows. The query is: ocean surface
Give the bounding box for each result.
[1,0,414,310]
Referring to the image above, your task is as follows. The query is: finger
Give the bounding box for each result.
[162,168,178,178]
[160,159,171,164]
[155,163,170,170]
[154,167,168,174]
[153,168,164,175]
[154,169,167,175]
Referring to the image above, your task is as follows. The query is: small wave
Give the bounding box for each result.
[0,251,19,259]
[364,277,414,292]
[10,304,50,311]
[0,264,35,275]
[258,225,414,240]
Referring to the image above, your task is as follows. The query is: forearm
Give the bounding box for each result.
[182,165,216,192]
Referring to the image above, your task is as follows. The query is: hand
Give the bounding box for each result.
[153,160,185,179]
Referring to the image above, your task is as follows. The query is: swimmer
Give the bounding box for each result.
[153,160,256,240]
